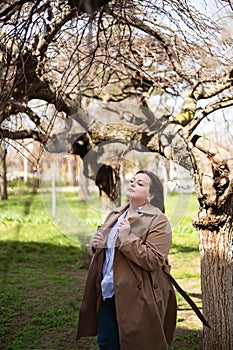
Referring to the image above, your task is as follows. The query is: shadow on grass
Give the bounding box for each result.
[170,243,199,254]
[170,327,202,350]
[0,240,89,350]
[0,240,90,277]
[0,240,202,350]
[189,292,202,300]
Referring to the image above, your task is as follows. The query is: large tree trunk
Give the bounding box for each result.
[0,140,8,200]
[191,136,233,349]
[199,213,233,349]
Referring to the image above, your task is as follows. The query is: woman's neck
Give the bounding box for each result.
[128,201,146,213]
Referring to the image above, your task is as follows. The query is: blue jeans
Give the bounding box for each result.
[97,297,120,350]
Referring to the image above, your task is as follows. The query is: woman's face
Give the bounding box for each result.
[126,173,152,206]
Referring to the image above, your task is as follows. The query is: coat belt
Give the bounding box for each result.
[162,265,211,328]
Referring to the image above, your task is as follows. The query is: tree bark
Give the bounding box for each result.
[199,215,233,349]
[71,155,77,186]
[77,158,90,201]
[0,141,8,200]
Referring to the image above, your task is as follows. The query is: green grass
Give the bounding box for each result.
[0,188,202,349]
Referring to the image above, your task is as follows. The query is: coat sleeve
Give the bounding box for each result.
[118,213,172,271]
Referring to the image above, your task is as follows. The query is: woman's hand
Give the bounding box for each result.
[118,218,130,242]
[89,230,105,253]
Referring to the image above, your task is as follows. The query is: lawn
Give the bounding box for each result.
[0,186,202,350]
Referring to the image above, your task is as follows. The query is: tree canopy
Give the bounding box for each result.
[1,0,233,144]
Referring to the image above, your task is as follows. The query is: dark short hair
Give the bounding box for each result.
[136,170,165,212]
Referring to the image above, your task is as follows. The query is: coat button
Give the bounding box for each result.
[154,283,158,289]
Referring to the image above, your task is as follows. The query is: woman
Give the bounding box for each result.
[76,170,177,350]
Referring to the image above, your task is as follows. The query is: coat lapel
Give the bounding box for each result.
[97,202,161,245]
[127,212,143,225]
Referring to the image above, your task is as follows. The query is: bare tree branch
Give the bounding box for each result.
[0,127,46,142]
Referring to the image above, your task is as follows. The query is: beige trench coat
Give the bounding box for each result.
[77,203,177,350]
